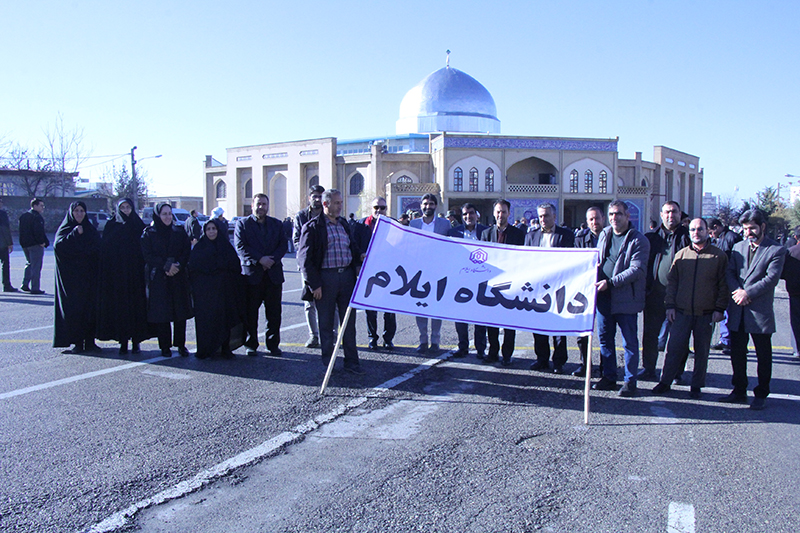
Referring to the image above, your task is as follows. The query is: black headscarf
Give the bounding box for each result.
[114,197,144,226]
[189,218,238,273]
[55,201,98,243]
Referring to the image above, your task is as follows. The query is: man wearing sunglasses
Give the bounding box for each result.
[356,197,396,351]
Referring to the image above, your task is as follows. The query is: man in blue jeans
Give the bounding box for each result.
[592,201,650,397]
[18,198,49,295]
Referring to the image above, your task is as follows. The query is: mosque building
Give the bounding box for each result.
[203,58,702,231]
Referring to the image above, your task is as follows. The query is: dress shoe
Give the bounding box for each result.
[552,365,564,374]
[384,341,395,351]
[177,346,190,357]
[305,336,320,348]
[428,343,440,354]
[368,339,378,351]
[618,382,638,397]
[344,364,366,375]
[637,368,658,381]
[63,343,84,354]
[20,286,30,292]
[571,365,586,377]
[161,349,172,357]
[651,382,671,395]
[749,397,767,410]
[592,377,618,391]
[270,348,283,357]
[501,358,512,367]
[29,289,45,295]
[415,343,428,354]
[118,343,129,355]
[476,351,485,360]
[195,352,209,359]
[529,360,549,372]
[84,342,102,353]
[483,355,500,364]
[246,348,258,357]
[718,392,748,404]
[131,342,141,354]
[3,287,19,292]
[689,387,702,400]
[450,348,468,358]
[221,348,235,359]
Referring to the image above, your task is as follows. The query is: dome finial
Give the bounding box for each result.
[446,49,451,68]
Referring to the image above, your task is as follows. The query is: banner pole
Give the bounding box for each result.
[319,306,353,395]
[583,334,593,425]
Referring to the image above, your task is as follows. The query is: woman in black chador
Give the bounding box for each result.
[141,203,193,357]
[53,201,101,353]
[96,198,150,354]
[188,218,246,359]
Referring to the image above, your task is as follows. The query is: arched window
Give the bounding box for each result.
[599,171,608,194]
[641,178,648,187]
[244,179,252,199]
[469,167,479,192]
[309,175,319,188]
[485,168,494,192]
[215,180,227,199]
[584,170,593,193]
[569,170,578,193]
[349,173,364,195]
[396,175,412,183]
[454,167,463,192]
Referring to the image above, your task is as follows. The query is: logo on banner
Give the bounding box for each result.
[469,249,488,264]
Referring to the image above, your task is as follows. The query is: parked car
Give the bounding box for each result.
[86,211,110,232]
[171,208,191,227]
[141,207,154,226]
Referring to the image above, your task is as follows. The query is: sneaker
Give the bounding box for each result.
[618,382,638,397]
[718,392,748,404]
[637,368,658,381]
[651,382,671,395]
[305,336,320,348]
[750,397,767,410]
[592,377,618,391]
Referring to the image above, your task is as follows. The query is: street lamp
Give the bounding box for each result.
[130,146,162,210]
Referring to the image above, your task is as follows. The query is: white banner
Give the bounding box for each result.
[351,217,599,335]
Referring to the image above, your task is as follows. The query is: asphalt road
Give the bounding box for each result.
[1,246,799,533]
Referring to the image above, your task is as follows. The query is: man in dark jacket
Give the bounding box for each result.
[640,200,691,380]
[782,228,800,359]
[709,218,743,352]
[592,201,650,397]
[293,184,325,348]
[185,210,203,245]
[525,203,575,373]
[297,189,363,374]
[572,206,605,377]
[235,194,287,357]
[0,197,17,292]
[18,198,49,294]
[356,197,396,351]
[447,202,488,358]
[480,199,526,365]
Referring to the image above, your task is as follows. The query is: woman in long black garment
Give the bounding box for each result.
[96,198,150,354]
[141,203,193,357]
[54,201,101,353]
[188,218,246,359]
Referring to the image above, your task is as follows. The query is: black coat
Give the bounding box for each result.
[524,225,575,248]
[480,224,526,245]
[53,202,100,347]
[189,222,246,356]
[141,218,193,323]
[96,199,150,343]
[19,209,49,248]
[234,214,287,286]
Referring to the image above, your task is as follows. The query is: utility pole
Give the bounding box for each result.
[130,146,138,211]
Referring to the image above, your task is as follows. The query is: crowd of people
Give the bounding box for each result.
[0,190,793,408]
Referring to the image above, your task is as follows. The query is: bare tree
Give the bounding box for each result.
[41,113,91,196]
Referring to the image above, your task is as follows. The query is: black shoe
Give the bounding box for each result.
[552,365,564,375]
[131,342,141,354]
[29,289,45,295]
[344,364,365,375]
[119,342,129,355]
[450,348,468,358]
[501,358,512,367]
[652,382,671,395]
[637,368,658,381]
[3,287,19,293]
[689,387,702,399]
[483,355,500,364]
[428,343,440,354]
[529,360,549,372]
[161,349,172,357]
[384,341,395,351]
[672,376,684,386]
[221,348,235,359]
[84,342,102,353]
[572,365,586,377]
[415,343,428,354]
[20,286,30,292]
[63,343,84,354]
[196,352,209,359]
[305,336,320,348]
[246,348,258,356]
[476,351,485,360]
[177,346,190,357]
[618,382,638,397]
[270,348,283,357]
[750,397,767,410]
[368,339,378,351]
[718,392,748,404]
[592,377,618,391]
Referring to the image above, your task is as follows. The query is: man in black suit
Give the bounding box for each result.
[297,189,363,374]
[480,198,526,365]
[448,202,489,358]
[235,193,287,357]
[525,203,575,374]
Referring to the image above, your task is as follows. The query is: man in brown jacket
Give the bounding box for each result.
[652,218,729,399]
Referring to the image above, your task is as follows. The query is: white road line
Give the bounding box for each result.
[87,352,452,532]
[0,325,53,336]
[141,369,192,380]
[667,501,696,533]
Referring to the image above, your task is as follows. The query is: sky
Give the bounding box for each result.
[2,0,798,205]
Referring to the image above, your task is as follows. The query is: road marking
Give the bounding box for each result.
[667,501,695,533]
[0,325,52,336]
[141,369,192,380]
[87,352,452,532]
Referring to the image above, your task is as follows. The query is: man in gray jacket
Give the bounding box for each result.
[592,201,650,397]
[719,209,787,410]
